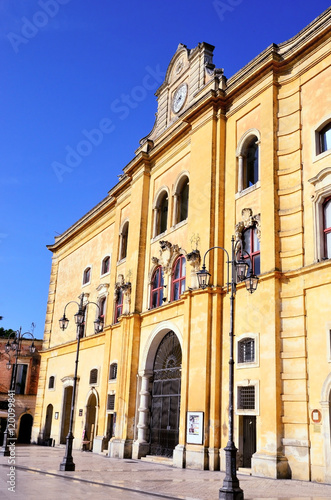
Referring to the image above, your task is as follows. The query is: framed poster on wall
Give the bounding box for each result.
[186,411,204,444]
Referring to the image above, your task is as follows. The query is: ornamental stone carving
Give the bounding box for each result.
[235,208,261,241]
[186,249,201,290]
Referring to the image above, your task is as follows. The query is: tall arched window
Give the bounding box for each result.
[114,288,123,323]
[154,191,168,237]
[150,266,164,309]
[101,256,110,275]
[119,221,129,261]
[242,226,260,275]
[243,138,259,189]
[176,177,189,224]
[319,122,331,154]
[171,255,186,301]
[83,267,91,285]
[237,131,260,193]
[323,197,331,259]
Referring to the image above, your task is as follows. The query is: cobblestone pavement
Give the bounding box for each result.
[1,445,331,500]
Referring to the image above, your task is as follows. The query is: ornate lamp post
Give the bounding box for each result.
[1,328,36,456]
[58,293,104,471]
[197,236,258,500]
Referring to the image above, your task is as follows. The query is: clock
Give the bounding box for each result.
[172,83,187,113]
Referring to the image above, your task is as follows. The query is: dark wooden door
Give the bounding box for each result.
[243,415,256,468]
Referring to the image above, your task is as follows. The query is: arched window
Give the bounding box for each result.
[176,177,189,224]
[242,226,260,275]
[83,267,91,285]
[154,191,168,237]
[323,197,331,259]
[319,122,331,154]
[119,221,129,261]
[109,363,118,380]
[237,131,260,193]
[171,255,186,301]
[114,288,123,323]
[150,266,164,309]
[101,256,110,275]
[89,368,98,385]
[48,376,55,389]
[98,297,106,331]
[243,138,259,189]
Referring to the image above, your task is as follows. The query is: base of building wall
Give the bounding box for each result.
[132,441,150,459]
[208,447,220,471]
[283,440,310,480]
[185,446,208,470]
[109,438,133,459]
[251,452,291,479]
[93,436,104,454]
[173,444,186,468]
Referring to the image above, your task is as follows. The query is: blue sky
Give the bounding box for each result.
[0,0,330,338]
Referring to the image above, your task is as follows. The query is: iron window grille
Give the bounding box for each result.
[107,394,115,411]
[109,363,117,380]
[237,386,255,410]
[89,368,98,385]
[238,338,255,363]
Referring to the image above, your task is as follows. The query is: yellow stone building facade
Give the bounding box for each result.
[32,8,331,483]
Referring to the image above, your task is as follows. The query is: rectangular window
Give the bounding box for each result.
[237,386,255,410]
[13,364,28,395]
[107,394,115,411]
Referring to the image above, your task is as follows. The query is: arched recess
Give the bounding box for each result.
[44,404,53,441]
[18,413,33,444]
[60,376,77,444]
[320,373,331,482]
[84,388,99,451]
[133,323,183,459]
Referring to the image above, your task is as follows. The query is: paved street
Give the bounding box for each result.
[1,445,331,500]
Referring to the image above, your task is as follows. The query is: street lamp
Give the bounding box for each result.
[197,236,258,500]
[59,293,104,471]
[1,328,36,456]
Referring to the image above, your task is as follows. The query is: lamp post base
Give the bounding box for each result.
[59,433,75,471]
[59,461,75,471]
[219,486,244,500]
[219,443,243,500]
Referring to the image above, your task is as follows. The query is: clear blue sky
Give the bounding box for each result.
[0,0,329,338]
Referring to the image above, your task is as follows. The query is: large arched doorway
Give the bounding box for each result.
[44,404,53,441]
[60,386,73,444]
[18,414,33,443]
[85,393,97,451]
[150,331,182,457]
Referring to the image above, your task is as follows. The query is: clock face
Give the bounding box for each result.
[172,83,187,113]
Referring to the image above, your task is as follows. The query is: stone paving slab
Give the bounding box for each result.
[1,445,331,499]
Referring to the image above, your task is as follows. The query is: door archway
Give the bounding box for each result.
[150,331,182,457]
[44,404,53,441]
[18,414,33,443]
[85,393,97,451]
[60,385,73,444]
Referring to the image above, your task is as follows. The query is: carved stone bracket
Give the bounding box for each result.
[235,208,261,241]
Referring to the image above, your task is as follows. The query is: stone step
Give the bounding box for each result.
[141,455,173,466]
[238,467,252,475]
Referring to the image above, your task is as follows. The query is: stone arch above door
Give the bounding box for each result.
[139,321,183,374]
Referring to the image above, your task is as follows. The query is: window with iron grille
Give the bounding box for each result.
[89,368,98,385]
[237,386,255,410]
[238,338,255,364]
[109,363,117,380]
[48,376,55,389]
[107,394,115,411]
